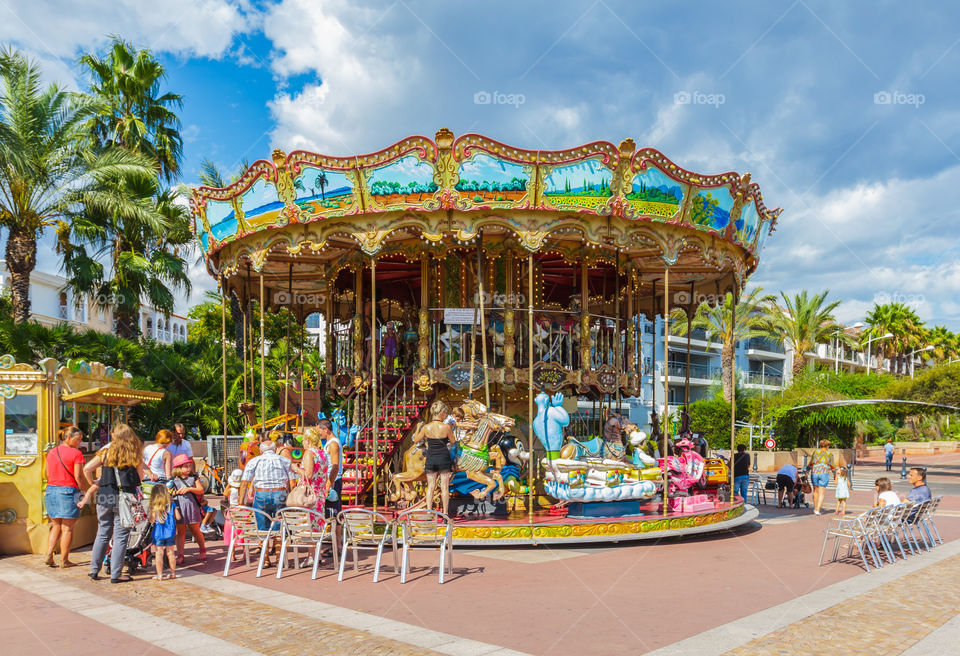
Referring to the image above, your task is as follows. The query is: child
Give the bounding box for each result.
[834,467,850,516]
[222,469,243,553]
[875,477,900,507]
[148,484,180,580]
[171,454,206,564]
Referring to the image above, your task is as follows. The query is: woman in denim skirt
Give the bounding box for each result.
[43,426,89,568]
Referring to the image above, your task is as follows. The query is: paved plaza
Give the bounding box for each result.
[3,454,958,655]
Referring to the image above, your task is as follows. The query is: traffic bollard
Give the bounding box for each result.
[802,453,808,470]
[900,457,908,479]
[752,452,758,472]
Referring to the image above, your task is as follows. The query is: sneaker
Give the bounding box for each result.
[200,525,214,534]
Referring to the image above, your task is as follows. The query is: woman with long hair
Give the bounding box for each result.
[143,429,174,484]
[84,424,143,583]
[413,400,457,515]
[43,426,89,568]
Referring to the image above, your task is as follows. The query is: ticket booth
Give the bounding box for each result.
[0,356,162,554]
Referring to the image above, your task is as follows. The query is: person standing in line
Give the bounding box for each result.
[171,454,207,564]
[168,423,193,460]
[884,439,895,472]
[84,424,143,583]
[318,418,343,522]
[808,440,837,515]
[292,427,332,518]
[148,484,179,580]
[413,400,457,515]
[142,429,174,485]
[732,444,751,502]
[834,467,850,516]
[43,426,89,568]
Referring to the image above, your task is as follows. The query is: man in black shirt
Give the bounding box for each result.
[733,444,751,502]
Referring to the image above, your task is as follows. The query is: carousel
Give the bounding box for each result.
[189,129,779,545]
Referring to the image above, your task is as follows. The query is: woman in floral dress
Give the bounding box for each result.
[294,427,332,517]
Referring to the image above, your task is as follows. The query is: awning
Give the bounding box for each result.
[61,386,164,406]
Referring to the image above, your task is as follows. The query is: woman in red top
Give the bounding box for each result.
[44,426,89,568]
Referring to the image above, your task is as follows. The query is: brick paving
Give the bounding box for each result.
[12,554,439,656]
[727,552,960,656]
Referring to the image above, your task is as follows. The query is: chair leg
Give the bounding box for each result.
[439,542,446,584]
[244,543,250,567]
[854,539,871,572]
[276,536,287,579]
[373,541,385,583]
[312,540,322,580]
[352,538,359,572]
[338,536,350,582]
[818,532,831,566]
[256,537,269,578]
[224,537,235,577]
[400,543,409,584]
[331,529,339,571]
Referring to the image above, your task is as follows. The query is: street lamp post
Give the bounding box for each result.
[910,345,934,379]
[865,332,894,375]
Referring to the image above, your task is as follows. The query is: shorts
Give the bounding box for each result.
[154,538,175,547]
[326,478,343,519]
[811,472,831,488]
[44,485,81,519]
[776,474,795,493]
[424,451,452,474]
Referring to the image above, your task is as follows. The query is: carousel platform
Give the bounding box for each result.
[382,499,755,546]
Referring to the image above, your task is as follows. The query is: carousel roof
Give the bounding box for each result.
[189,129,780,311]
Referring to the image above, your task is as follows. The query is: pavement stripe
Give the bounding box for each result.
[176,569,533,656]
[644,537,960,655]
[0,564,261,656]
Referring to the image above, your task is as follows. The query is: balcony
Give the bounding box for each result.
[743,337,785,359]
[663,360,720,384]
[742,371,784,387]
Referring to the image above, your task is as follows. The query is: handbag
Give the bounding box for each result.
[114,467,144,528]
[286,482,317,508]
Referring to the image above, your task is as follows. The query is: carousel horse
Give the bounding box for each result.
[330,408,361,450]
[390,439,428,506]
[532,392,570,459]
[452,400,515,500]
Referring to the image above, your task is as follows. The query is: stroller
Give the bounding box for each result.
[104,518,155,574]
[791,471,812,508]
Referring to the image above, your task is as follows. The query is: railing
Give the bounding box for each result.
[742,372,784,387]
[58,304,68,320]
[330,319,356,373]
[743,337,785,354]
[665,361,720,379]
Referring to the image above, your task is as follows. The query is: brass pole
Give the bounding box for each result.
[477,231,491,407]
[527,254,535,524]
[662,266,670,516]
[299,307,305,429]
[242,302,248,403]
[284,264,292,418]
[729,285,738,501]
[371,256,379,512]
[221,273,228,438]
[259,271,266,431]
[686,281,693,413]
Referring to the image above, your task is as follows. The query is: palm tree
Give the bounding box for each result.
[864,302,926,374]
[0,48,162,323]
[764,290,844,377]
[926,326,959,363]
[670,288,773,403]
[79,38,183,182]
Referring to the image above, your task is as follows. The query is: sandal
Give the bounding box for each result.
[151,575,164,581]
[44,555,56,567]
[197,551,207,562]
[60,560,77,569]
[175,555,185,566]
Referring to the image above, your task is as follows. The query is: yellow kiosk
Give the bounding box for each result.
[0,355,162,554]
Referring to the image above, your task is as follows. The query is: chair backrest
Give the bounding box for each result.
[907,499,930,524]
[226,505,274,535]
[856,507,882,533]
[920,496,941,520]
[885,502,911,526]
[276,506,327,537]
[338,508,391,540]
[397,509,452,544]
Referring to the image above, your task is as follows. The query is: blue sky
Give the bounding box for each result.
[2,1,959,329]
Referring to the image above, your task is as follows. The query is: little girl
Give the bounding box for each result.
[171,454,206,564]
[875,477,901,507]
[222,468,244,554]
[148,484,179,580]
[834,467,850,516]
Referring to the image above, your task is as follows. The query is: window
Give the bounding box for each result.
[2,394,39,455]
[59,292,68,320]
[146,317,153,337]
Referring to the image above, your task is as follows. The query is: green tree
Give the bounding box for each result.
[924,325,958,364]
[764,290,845,378]
[671,288,772,403]
[864,302,926,374]
[0,48,162,324]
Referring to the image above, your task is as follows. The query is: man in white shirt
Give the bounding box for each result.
[168,423,193,460]
[239,441,296,530]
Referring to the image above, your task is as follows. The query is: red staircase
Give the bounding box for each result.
[340,382,431,504]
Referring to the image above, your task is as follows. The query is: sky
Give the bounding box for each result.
[1,0,959,330]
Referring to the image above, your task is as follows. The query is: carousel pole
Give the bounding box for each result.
[221,273,228,438]
[284,264,293,418]
[615,248,621,412]
[527,253,535,524]
[662,266,670,516]
[729,285,738,500]
[371,256,379,513]
[477,231,491,407]
[299,306,305,428]
[259,270,266,432]
[686,282,694,414]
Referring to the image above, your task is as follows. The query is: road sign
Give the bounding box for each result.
[764,438,776,450]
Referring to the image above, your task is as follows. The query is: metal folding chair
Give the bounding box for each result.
[337,508,398,582]
[223,506,277,578]
[819,507,883,571]
[918,496,943,546]
[748,473,767,505]
[275,507,338,579]
[904,499,934,551]
[396,509,454,584]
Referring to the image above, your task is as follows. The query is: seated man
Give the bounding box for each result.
[776,463,798,508]
[903,466,932,522]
